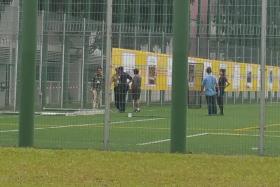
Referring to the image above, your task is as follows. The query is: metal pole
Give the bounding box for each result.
[101,21,105,62]
[235,42,237,62]
[233,92,236,104]
[13,6,20,112]
[148,31,151,51]
[217,41,220,60]
[250,47,253,104]
[41,0,49,110]
[225,92,228,104]
[134,26,137,50]
[196,0,201,57]
[81,18,86,109]
[162,32,165,53]
[147,90,150,106]
[270,50,273,103]
[171,0,188,153]
[87,0,91,19]
[118,25,122,48]
[259,0,267,156]
[101,21,105,106]
[226,42,229,60]
[118,0,124,48]
[39,11,44,108]
[8,43,12,107]
[207,39,210,59]
[60,14,66,108]
[277,52,279,102]
[257,48,260,103]
[104,0,113,150]
[150,0,155,32]
[19,0,38,147]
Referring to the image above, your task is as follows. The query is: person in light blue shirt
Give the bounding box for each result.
[201,67,218,115]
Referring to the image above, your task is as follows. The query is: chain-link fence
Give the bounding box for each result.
[0,0,280,156]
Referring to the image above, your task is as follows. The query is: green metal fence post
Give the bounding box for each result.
[104,0,113,150]
[19,0,38,147]
[41,0,49,110]
[171,0,189,153]
[196,0,201,57]
[150,0,155,32]
[82,0,91,108]
[118,0,125,47]
[259,0,267,156]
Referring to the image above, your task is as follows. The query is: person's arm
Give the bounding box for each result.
[112,74,118,86]
[127,73,133,84]
[201,78,205,95]
[225,78,230,88]
[131,77,135,88]
[201,86,204,95]
[215,77,219,94]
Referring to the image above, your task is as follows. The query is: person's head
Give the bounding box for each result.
[219,69,226,76]
[97,67,102,74]
[115,67,119,74]
[206,67,212,74]
[134,68,139,75]
[118,66,124,73]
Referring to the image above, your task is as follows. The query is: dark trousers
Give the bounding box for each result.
[118,88,128,112]
[217,94,224,114]
[206,95,217,115]
[114,87,119,109]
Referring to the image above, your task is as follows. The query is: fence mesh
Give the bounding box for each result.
[0,0,280,155]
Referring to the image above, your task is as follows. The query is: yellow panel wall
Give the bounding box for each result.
[112,48,280,93]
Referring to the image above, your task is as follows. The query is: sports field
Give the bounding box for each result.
[1,148,280,186]
[0,103,280,155]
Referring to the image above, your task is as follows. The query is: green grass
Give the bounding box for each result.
[0,148,280,186]
[1,103,280,155]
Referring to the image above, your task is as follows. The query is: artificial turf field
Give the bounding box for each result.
[1,103,280,155]
[1,148,280,186]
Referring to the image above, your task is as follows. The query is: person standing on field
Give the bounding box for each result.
[217,69,230,115]
[131,68,142,112]
[92,67,103,109]
[112,67,120,110]
[117,66,132,113]
[201,67,218,115]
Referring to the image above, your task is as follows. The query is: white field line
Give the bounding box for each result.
[0,129,19,133]
[137,132,280,146]
[0,118,165,133]
[208,132,259,137]
[137,133,209,146]
[208,132,280,138]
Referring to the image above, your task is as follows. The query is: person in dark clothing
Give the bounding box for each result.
[117,66,132,112]
[217,69,230,115]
